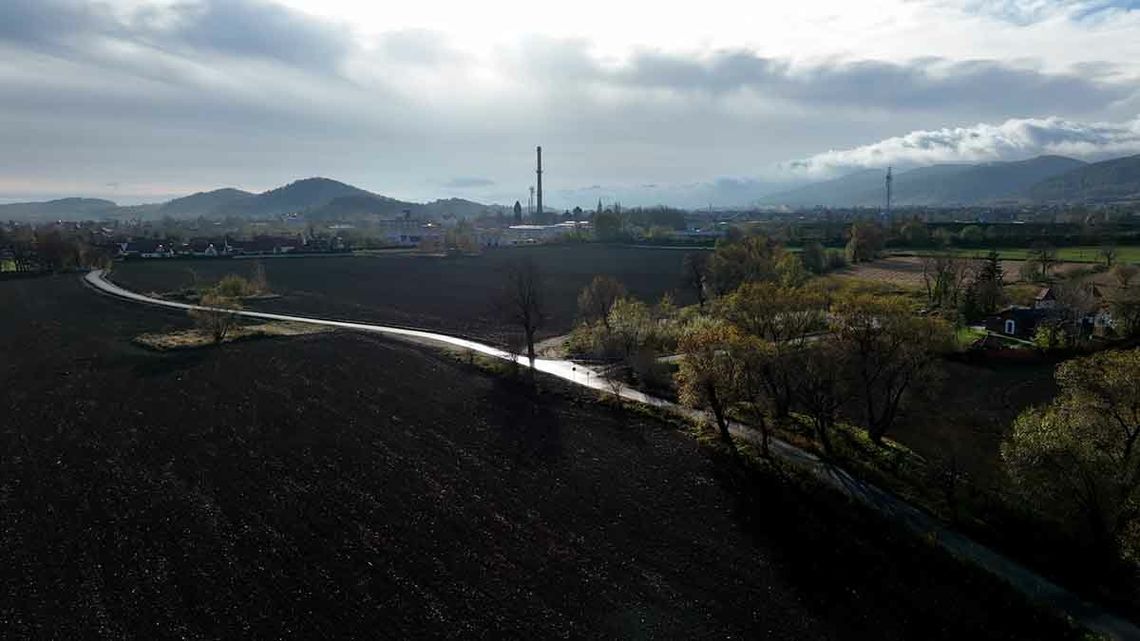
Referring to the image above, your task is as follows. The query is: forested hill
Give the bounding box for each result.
[761,155,1087,207]
[1028,154,1140,203]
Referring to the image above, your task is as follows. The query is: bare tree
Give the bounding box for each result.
[498,257,546,364]
[1112,263,1139,290]
[250,261,269,295]
[190,292,243,344]
[1029,241,1059,281]
[920,254,974,309]
[682,252,710,310]
[1100,243,1118,269]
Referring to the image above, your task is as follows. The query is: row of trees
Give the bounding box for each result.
[676,284,952,455]
[0,226,111,273]
[548,231,948,456]
[680,236,847,309]
[492,233,1140,565]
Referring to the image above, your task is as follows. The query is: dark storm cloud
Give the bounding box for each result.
[607,49,1128,114]
[0,0,112,46]
[0,0,352,71]
[166,0,351,70]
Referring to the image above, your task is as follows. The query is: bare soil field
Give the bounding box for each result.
[0,275,1082,639]
[110,245,697,342]
[836,255,1083,289]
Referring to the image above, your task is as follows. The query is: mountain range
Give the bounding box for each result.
[0,178,502,223]
[4,153,1140,221]
[761,153,1140,208]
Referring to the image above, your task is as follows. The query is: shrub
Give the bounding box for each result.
[215,274,257,298]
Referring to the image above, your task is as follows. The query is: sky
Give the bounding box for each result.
[1,0,1139,207]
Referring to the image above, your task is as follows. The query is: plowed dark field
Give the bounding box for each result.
[110,245,697,341]
[0,275,1079,639]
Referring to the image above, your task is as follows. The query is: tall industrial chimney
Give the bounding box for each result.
[536,146,543,219]
[885,166,893,217]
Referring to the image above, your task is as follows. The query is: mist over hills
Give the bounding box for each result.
[5,153,1140,222]
[0,198,121,222]
[761,155,1090,207]
[0,178,500,222]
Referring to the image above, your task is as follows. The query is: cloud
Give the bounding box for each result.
[162,0,352,70]
[0,0,113,47]
[600,48,1129,114]
[0,0,353,71]
[785,115,1140,175]
[443,177,495,188]
[377,29,462,66]
[936,1,1140,25]
[1,0,1140,206]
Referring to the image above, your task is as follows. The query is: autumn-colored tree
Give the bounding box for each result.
[831,294,953,445]
[729,333,779,456]
[607,297,653,362]
[716,282,826,419]
[1003,349,1140,560]
[845,221,885,264]
[215,274,256,298]
[675,319,741,447]
[707,234,783,296]
[776,252,808,288]
[577,275,627,330]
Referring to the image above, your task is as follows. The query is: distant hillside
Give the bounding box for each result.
[762,155,1086,207]
[419,198,500,219]
[305,194,412,220]
[895,156,1087,205]
[158,188,254,217]
[0,198,119,222]
[0,178,502,222]
[760,169,883,208]
[306,195,499,221]
[242,178,379,217]
[1027,154,1140,203]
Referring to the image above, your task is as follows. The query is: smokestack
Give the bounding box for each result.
[885,165,893,216]
[536,146,543,219]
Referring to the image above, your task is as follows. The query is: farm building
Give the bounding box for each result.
[118,240,175,259]
[984,306,1046,339]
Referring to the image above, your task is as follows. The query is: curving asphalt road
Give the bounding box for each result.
[83,269,1139,640]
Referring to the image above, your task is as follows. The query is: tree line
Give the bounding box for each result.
[494,230,1140,570]
[0,225,112,274]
